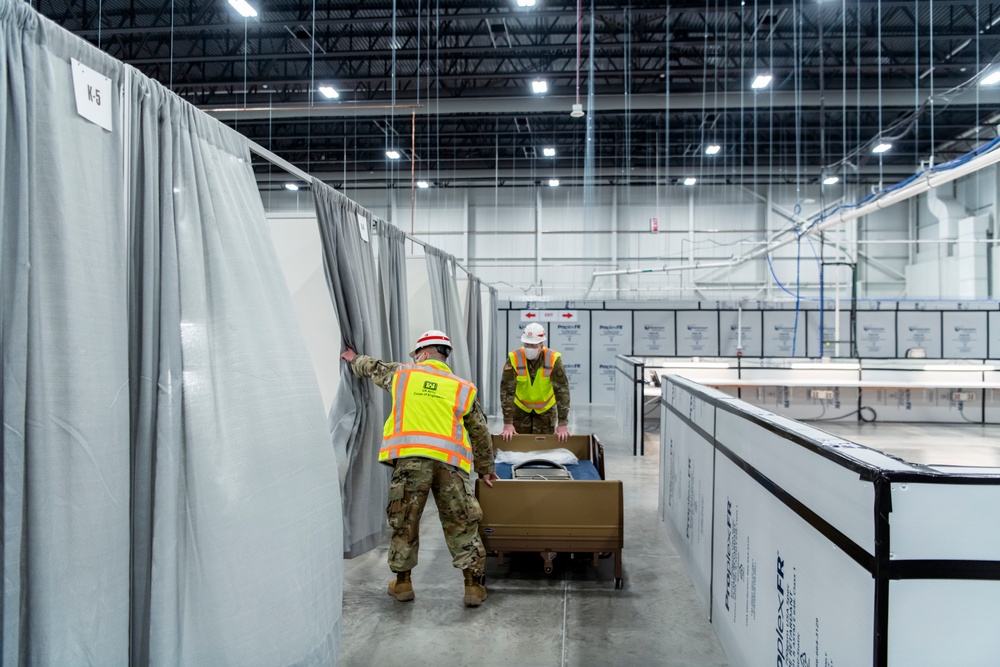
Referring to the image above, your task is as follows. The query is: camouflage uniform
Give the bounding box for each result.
[350,355,495,576]
[500,348,571,434]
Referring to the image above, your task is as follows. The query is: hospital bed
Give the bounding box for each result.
[475,433,624,589]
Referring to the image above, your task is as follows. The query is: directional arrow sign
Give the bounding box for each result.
[559,311,578,321]
[521,311,539,321]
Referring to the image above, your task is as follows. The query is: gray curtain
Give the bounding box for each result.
[484,286,501,416]
[128,78,342,665]
[2,3,131,662]
[464,276,485,392]
[313,182,390,558]
[375,218,410,364]
[424,246,472,381]
[2,0,343,662]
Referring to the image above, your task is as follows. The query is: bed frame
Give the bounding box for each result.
[475,433,624,589]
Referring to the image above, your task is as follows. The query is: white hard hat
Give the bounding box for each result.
[521,322,547,344]
[410,329,451,358]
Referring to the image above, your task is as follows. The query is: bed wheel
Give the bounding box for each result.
[614,578,623,590]
[541,551,557,574]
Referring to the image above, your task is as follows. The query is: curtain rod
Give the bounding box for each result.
[249,143,311,183]
[249,140,480,280]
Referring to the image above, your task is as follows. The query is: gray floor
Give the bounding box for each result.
[810,421,1000,468]
[339,405,729,666]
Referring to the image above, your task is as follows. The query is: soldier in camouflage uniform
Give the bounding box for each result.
[501,323,571,442]
[341,329,498,607]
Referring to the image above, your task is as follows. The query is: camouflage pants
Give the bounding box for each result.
[386,457,486,576]
[511,405,558,434]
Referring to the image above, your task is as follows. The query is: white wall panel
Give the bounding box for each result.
[633,311,676,356]
[896,310,942,358]
[856,311,897,357]
[267,215,342,410]
[548,312,592,405]
[805,310,853,357]
[676,311,720,356]
[888,580,1000,667]
[470,233,535,259]
[762,310,807,357]
[591,310,633,404]
[942,311,988,358]
[711,453,874,667]
[720,310,762,356]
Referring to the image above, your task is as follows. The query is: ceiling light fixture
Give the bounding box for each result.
[683,177,697,186]
[284,183,299,191]
[227,0,257,18]
[548,179,560,187]
[318,85,339,99]
[981,70,1000,86]
[705,145,721,155]
[543,147,556,157]
[751,74,772,89]
[386,150,401,159]
[872,142,892,154]
[531,79,548,94]
[823,175,840,185]
[516,0,536,6]
[417,181,430,189]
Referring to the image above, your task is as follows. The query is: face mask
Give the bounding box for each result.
[524,347,540,361]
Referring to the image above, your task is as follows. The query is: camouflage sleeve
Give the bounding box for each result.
[349,354,401,393]
[500,358,517,424]
[463,400,495,475]
[551,357,571,426]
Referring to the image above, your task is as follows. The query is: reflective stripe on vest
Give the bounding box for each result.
[380,359,475,472]
[510,347,561,413]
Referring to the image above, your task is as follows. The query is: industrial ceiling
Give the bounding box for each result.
[40,0,1000,189]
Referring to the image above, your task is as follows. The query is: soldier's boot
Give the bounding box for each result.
[387,571,415,602]
[462,569,488,607]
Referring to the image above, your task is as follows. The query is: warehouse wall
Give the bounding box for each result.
[260,166,1000,303]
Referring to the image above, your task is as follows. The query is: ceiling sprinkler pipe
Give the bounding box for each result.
[592,143,1000,279]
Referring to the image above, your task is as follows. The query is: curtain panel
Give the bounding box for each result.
[127,79,342,666]
[1,2,131,662]
[313,182,390,558]
[374,219,410,364]
[2,0,343,662]
[464,276,485,393]
[424,246,472,383]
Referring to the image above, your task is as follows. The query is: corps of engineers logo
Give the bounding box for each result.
[423,380,438,391]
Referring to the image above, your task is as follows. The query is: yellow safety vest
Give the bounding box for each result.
[509,347,561,414]
[380,359,476,473]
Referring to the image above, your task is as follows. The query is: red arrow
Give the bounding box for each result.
[524,312,537,318]
[561,313,573,319]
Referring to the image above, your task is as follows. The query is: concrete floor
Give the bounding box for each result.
[339,405,729,667]
[810,421,1000,468]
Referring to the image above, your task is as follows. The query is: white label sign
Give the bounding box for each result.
[897,311,941,358]
[856,311,896,358]
[520,310,576,322]
[356,212,370,242]
[71,58,113,132]
[591,311,632,404]
[549,312,591,403]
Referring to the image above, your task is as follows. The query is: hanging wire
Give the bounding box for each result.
[877,0,884,186]
[307,0,315,173]
[928,0,934,163]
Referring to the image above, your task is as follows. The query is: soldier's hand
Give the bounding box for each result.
[479,472,500,488]
[341,348,357,363]
[501,423,516,442]
[555,424,570,443]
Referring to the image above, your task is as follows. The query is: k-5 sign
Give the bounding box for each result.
[71,58,113,132]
